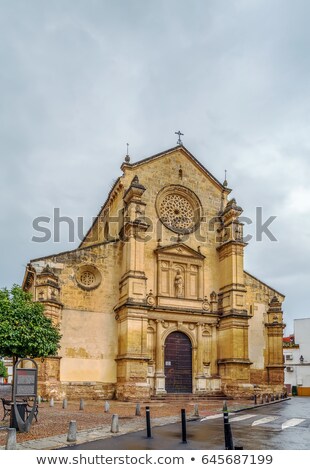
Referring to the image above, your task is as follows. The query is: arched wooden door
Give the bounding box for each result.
[164,331,192,393]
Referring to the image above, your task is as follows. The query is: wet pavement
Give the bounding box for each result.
[65,397,310,450]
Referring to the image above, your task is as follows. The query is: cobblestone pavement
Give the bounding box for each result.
[0,393,288,450]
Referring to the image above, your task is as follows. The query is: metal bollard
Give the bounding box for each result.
[79,399,84,411]
[254,394,257,405]
[135,403,141,416]
[194,404,199,417]
[146,406,152,438]
[223,401,234,450]
[62,398,68,409]
[104,401,110,413]
[5,428,16,450]
[67,420,77,442]
[181,409,187,443]
[111,414,119,433]
[49,398,54,407]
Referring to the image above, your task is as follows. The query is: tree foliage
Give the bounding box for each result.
[0,285,61,360]
[0,360,8,378]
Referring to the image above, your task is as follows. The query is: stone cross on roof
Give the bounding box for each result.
[175,130,184,145]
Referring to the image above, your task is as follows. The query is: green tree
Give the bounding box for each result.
[0,285,61,365]
[0,360,8,378]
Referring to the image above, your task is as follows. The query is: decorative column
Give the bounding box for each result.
[34,265,63,399]
[115,175,151,401]
[265,296,285,386]
[195,323,207,393]
[210,323,218,376]
[154,320,166,395]
[118,175,149,305]
[196,323,204,375]
[35,265,63,326]
[217,199,252,392]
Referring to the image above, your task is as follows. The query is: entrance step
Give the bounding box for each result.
[151,392,230,401]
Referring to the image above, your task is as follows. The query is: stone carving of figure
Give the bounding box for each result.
[174,269,184,298]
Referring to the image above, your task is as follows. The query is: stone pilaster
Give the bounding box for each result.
[196,323,204,376]
[217,199,251,391]
[195,322,207,393]
[115,175,151,400]
[217,198,247,316]
[154,320,166,395]
[115,308,150,400]
[210,323,219,376]
[34,265,63,398]
[118,175,149,306]
[265,296,285,385]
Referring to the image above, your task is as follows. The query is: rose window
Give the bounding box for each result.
[76,265,102,290]
[156,185,202,234]
[80,271,95,286]
[160,194,195,231]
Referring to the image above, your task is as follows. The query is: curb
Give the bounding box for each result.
[232,397,291,413]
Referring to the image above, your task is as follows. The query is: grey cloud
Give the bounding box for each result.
[1,0,310,334]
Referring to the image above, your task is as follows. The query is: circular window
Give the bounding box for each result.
[80,271,95,286]
[156,185,202,234]
[76,265,101,290]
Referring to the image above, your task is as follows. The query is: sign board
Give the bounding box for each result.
[12,358,38,432]
[15,369,37,397]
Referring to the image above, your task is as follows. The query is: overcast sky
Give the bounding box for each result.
[1,0,309,334]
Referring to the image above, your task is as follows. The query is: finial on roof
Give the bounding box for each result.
[223,169,228,187]
[124,142,130,163]
[175,130,184,145]
[42,264,53,274]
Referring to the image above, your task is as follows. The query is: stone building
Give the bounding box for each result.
[22,145,285,400]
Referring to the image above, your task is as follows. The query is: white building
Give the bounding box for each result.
[284,318,310,395]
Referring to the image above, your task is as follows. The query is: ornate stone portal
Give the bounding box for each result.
[22,145,285,400]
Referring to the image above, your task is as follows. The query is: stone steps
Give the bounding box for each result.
[151,392,230,401]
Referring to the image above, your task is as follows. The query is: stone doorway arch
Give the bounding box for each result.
[164,331,192,393]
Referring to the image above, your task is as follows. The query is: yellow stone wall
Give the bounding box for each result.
[245,272,285,386]
[59,308,117,383]
[129,151,224,297]
[23,147,285,399]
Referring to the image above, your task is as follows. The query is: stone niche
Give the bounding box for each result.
[155,243,205,310]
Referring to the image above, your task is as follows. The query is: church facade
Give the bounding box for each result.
[23,145,285,400]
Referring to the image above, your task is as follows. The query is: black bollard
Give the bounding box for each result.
[254,394,257,405]
[146,406,152,439]
[223,401,234,450]
[181,409,187,443]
